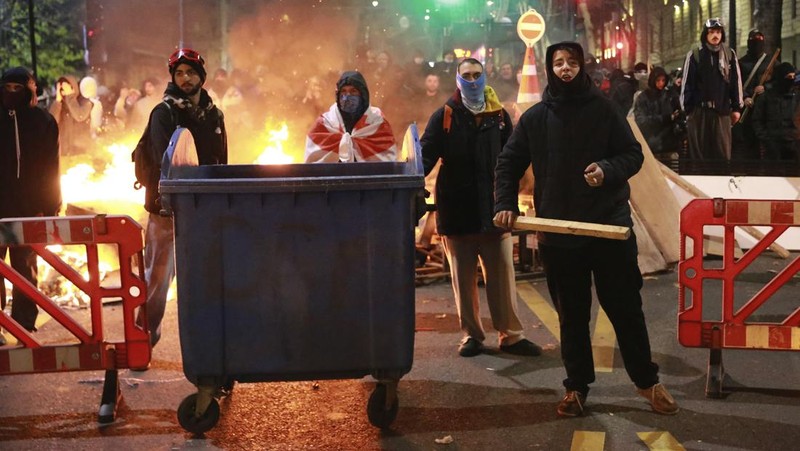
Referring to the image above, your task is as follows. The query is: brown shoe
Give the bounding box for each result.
[557,390,586,417]
[637,383,679,415]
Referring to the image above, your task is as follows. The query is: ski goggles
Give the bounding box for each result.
[168,48,205,68]
[704,18,724,29]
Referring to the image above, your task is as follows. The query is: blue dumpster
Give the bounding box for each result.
[160,128,424,433]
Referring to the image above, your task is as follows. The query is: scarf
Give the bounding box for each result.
[704,42,731,82]
[305,103,397,163]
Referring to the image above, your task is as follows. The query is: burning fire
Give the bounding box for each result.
[253,121,300,164]
[61,139,144,207]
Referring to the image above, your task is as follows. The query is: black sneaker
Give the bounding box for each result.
[458,337,484,357]
[557,391,587,417]
[500,338,542,356]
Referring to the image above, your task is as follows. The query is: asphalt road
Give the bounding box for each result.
[1,253,799,450]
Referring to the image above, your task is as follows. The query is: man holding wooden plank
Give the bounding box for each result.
[493,42,678,418]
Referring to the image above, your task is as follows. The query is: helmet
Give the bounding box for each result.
[168,48,206,82]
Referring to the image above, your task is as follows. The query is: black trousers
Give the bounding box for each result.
[0,246,39,331]
[539,235,659,396]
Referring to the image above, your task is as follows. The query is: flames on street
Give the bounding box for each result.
[4,123,302,311]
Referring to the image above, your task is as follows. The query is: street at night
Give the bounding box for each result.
[1,253,798,450]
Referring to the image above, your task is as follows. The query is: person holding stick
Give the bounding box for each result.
[493,41,679,418]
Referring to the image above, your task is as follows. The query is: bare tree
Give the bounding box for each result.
[753,0,783,55]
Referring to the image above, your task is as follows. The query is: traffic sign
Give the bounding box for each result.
[517,10,546,46]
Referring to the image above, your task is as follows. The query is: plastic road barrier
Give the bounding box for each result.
[0,214,149,423]
[159,125,425,434]
[679,198,800,398]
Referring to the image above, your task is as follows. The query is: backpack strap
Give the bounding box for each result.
[443,104,452,133]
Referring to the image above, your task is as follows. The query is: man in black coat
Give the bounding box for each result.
[493,42,678,418]
[733,29,769,160]
[633,66,681,160]
[420,57,541,358]
[0,67,61,335]
[138,48,227,350]
[680,18,744,161]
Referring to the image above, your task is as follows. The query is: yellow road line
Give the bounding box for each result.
[593,308,616,373]
[517,282,560,340]
[570,431,606,451]
[637,431,686,450]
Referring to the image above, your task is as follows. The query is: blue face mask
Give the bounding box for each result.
[456,71,486,104]
[339,94,361,114]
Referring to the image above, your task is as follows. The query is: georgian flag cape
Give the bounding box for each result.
[304,103,397,163]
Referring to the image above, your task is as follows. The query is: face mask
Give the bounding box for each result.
[2,89,29,110]
[634,71,648,81]
[339,94,361,114]
[456,72,486,103]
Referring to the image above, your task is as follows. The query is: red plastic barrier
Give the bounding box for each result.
[0,214,149,422]
[679,198,800,397]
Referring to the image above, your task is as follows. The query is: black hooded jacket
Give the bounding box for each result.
[494,42,643,248]
[143,82,227,213]
[0,68,61,218]
[420,86,512,235]
[633,67,678,154]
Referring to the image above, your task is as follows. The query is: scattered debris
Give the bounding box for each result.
[434,435,454,444]
[542,343,557,351]
[435,314,447,319]
[312,382,320,390]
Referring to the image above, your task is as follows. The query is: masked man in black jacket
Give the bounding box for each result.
[421,58,542,358]
[0,67,60,336]
[493,42,679,418]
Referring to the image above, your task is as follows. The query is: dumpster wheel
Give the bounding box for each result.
[177,393,220,434]
[367,382,398,428]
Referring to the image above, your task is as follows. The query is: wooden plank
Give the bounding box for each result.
[632,206,669,274]
[509,216,630,240]
[659,163,791,259]
[627,117,682,263]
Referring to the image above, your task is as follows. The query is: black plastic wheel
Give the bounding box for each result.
[177,393,220,434]
[367,383,399,428]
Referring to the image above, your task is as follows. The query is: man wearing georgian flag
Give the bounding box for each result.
[305,71,397,163]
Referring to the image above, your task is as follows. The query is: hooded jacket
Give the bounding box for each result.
[143,82,227,213]
[420,85,512,235]
[304,71,397,163]
[680,25,744,115]
[633,67,678,154]
[494,42,643,248]
[0,68,61,218]
[49,75,93,155]
[752,62,800,143]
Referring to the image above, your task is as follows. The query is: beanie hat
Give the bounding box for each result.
[1,66,37,107]
[168,48,207,84]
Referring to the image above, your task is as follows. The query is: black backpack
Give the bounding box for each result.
[132,101,177,190]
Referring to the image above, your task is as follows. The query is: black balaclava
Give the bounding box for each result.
[335,71,370,133]
[747,30,766,56]
[543,41,593,100]
[1,67,37,110]
[772,62,795,94]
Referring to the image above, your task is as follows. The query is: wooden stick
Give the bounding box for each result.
[508,216,631,241]
[658,162,791,259]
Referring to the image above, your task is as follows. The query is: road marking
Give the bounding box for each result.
[637,431,685,450]
[517,282,560,339]
[518,282,618,371]
[570,431,605,451]
[593,308,616,373]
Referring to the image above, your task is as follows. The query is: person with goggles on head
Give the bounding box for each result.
[680,17,744,162]
[134,47,227,356]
